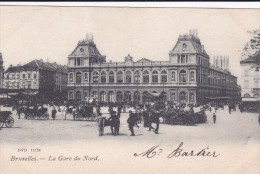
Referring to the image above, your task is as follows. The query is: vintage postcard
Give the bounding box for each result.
[0,3,259,174]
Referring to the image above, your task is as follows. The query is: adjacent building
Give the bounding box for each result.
[67,32,238,105]
[240,54,260,101]
[0,52,4,88]
[3,59,68,101]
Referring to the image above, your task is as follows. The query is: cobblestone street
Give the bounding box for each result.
[0,106,259,174]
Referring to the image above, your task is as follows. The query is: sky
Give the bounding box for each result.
[0,6,259,84]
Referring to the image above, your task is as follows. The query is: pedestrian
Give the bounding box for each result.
[17,106,21,119]
[51,107,57,120]
[72,107,76,120]
[258,114,260,127]
[127,110,135,136]
[209,106,212,113]
[229,105,231,114]
[213,113,216,124]
[63,106,67,120]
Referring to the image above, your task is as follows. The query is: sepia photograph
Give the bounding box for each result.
[0,2,259,174]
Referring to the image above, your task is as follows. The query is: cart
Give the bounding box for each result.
[0,111,14,128]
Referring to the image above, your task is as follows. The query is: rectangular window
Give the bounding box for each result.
[161,75,167,83]
[101,76,106,83]
[126,76,131,83]
[143,76,149,84]
[34,74,37,79]
[172,93,175,101]
[152,76,158,83]
[254,79,259,88]
[23,74,25,79]
[244,80,249,89]
[93,76,98,83]
[84,73,88,82]
[28,74,31,79]
[117,75,123,83]
[109,76,114,83]
[244,70,249,77]
[190,93,194,102]
[181,54,185,63]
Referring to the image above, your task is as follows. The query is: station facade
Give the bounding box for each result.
[67,33,238,105]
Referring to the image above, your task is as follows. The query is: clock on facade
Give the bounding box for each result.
[182,43,187,51]
[80,48,84,52]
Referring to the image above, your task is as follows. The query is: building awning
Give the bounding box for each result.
[8,93,19,96]
[205,97,231,100]
[21,91,39,96]
[242,97,259,102]
[144,92,163,98]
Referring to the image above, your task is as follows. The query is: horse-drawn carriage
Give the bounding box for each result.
[163,109,207,125]
[18,106,49,120]
[0,111,14,128]
[73,106,97,121]
[97,115,120,136]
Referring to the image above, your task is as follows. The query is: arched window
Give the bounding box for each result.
[109,71,115,83]
[161,70,167,83]
[126,71,132,84]
[76,72,81,84]
[75,91,81,101]
[92,91,98,98]
[152,70,158,83]
[134,71,140,83]
[179,91,186,104]
[190,92,195,102]
[69,92,73,100]
[134,91,140,103]
[84,72,88,82]
[101,71,106,83]
[161,91,167,103]
[124,91,131,102]
[143,70,149,84]
[93,71,99,83]
[117,91,123,101]
[143,91,149,104]
[179,70,186,83]
[172,71,176,81]
[69,73,73,82]
[243,93,250,97]
[100,91,106,102]
[190,71,195,81]
[171,92,175,101]
[108,91,115,102]
[117,71,123,83]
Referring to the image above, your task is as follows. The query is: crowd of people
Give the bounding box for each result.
[6,98,258,136]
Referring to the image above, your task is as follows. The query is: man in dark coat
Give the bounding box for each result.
[127,110,135,136]
[108,111,120,135]
[52,107,57,120]
[213,113,216,124]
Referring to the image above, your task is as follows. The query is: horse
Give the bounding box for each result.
[148,111,161,134]
[97,116,120,136]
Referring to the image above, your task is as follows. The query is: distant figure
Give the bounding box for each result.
[72,107,76,120]
[258,115,260,127]
[127,110,135,136]
[213,113,216,124]
[63,106,68,120]
[51,107,57,120]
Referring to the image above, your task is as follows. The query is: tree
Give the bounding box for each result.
[241,29,260,71]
